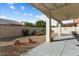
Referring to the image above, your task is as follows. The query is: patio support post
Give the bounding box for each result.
[76,22,79,33]
[73,19,76,31]
[77,22,78,27]
[58,23,61,36]
[46,13,51,43]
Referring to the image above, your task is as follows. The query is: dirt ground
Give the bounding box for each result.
[0,35,45,56]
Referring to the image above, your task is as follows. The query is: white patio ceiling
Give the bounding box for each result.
[31,3,79,23]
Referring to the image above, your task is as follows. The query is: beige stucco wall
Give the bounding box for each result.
[0,26,26,38]
[1,25,79,39]
[0,26,45,39]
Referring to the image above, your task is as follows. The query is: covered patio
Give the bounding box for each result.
[21,3,79,56]
[31,3,79,43]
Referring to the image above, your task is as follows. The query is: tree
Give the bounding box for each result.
[25,22,35,27]
[35,20,46,28]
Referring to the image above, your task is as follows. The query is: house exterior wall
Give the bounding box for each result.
[52,27,79,35]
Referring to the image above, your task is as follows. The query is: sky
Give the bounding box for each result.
[0,3,47,24]
[0,3,72,25]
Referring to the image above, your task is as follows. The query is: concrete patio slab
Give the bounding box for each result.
[62,39,79,56]
[21,41,66,56]
[21,35,79,56]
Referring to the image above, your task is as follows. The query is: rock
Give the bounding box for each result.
[28,38,33,43]
[28,38,37,43]
[14,40,20,45]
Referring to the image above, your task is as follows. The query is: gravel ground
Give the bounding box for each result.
[0,35,45,56]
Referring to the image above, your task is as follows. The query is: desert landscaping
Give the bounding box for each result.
[0,35,45,56]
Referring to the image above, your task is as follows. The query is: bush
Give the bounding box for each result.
[25,22,35,27]
[35,20,46,28]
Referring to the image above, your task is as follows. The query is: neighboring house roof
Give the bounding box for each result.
[0,18,22,26]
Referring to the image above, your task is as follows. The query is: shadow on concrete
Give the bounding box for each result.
[53,37,75,42]
[52,35,79,43]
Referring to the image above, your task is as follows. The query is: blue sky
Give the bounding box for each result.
[0,3,46,24]
[0,3,73,25]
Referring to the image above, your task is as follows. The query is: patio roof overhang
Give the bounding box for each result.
[31,3,79,43]
[31,3,79,24]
